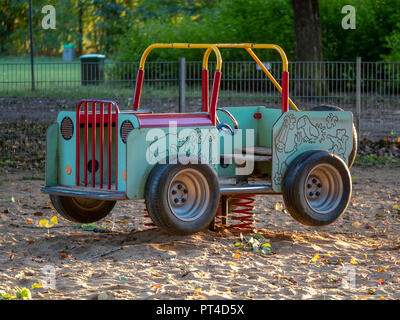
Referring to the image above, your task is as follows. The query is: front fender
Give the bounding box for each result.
[126,126,219,199]
[45,122,59,186]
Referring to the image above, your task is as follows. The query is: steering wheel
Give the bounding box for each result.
[216,108,239,136]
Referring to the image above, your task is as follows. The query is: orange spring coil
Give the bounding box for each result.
[142,211,157,229]
[214,194,256,232]
[230,194,256,232]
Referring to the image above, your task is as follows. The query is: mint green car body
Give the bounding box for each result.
[43,106,353,197]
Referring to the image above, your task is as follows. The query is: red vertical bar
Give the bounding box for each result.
[91,101,96,188]
[107,102,112,189]
[209,71,221,126]
[281,71,289,114]
[133,69,144,110]
[114,103,118,190]
[201,69,209,112]
[99,102,104,189]
[84,101,88,187]
[76,102,81,186]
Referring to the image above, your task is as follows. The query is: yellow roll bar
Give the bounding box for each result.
[205,43,298,111]
[139,43,223,71]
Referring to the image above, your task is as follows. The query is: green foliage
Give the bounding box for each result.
[320,0,400,61]
[355,154,399,167]
[2,0,400,61]
[382,23,400,62]
[115,0,295,62]
[134,0,217,20]
[0,287,32,300]
[86,0,133,54]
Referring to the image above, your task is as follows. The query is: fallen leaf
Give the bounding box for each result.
[194,288,202,295]
[274,202,284,211]
[60,252,69,259]
[358,296,367,300]
[31,283,42,289]
[377,278,385,285]
[233,253,240,259]
[152,283,162,293]
[377,268,384,273]
[310,254,320,263]
[26,219,33,225]
[353,221,361,227]
[350,258,358,265]
[33,212,43,217]
[39,217,58,228]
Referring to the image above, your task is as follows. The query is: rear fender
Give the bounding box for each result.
[272,110,353,192]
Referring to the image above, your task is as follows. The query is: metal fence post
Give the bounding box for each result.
[356,57,361,140]
[28,0,35,91]
[179,57,186,113]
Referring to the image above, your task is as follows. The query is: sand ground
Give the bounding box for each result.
[0,166,399,300]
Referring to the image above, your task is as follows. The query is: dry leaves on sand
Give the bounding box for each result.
[233,233,272,256]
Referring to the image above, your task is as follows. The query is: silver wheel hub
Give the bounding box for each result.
[169,182,189,207]
[305,164,343,214]
[167,169,210,222]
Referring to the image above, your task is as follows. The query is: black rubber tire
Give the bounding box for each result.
[282,150,352,227]
[49,195,116,223]
[311,105,357,168]
[145,163,220,235]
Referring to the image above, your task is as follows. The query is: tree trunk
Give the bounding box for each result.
[291,0,323,61]
[291,0,325,101]
[78,0,83,56]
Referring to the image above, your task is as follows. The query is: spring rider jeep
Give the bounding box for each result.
[41,43,356,235]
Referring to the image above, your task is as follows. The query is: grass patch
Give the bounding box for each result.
[354,154,400,167]
[22,173,45,181]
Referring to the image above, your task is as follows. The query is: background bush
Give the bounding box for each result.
[1,0,400,62]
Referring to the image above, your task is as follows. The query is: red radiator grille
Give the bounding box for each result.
[76,100,120,190]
